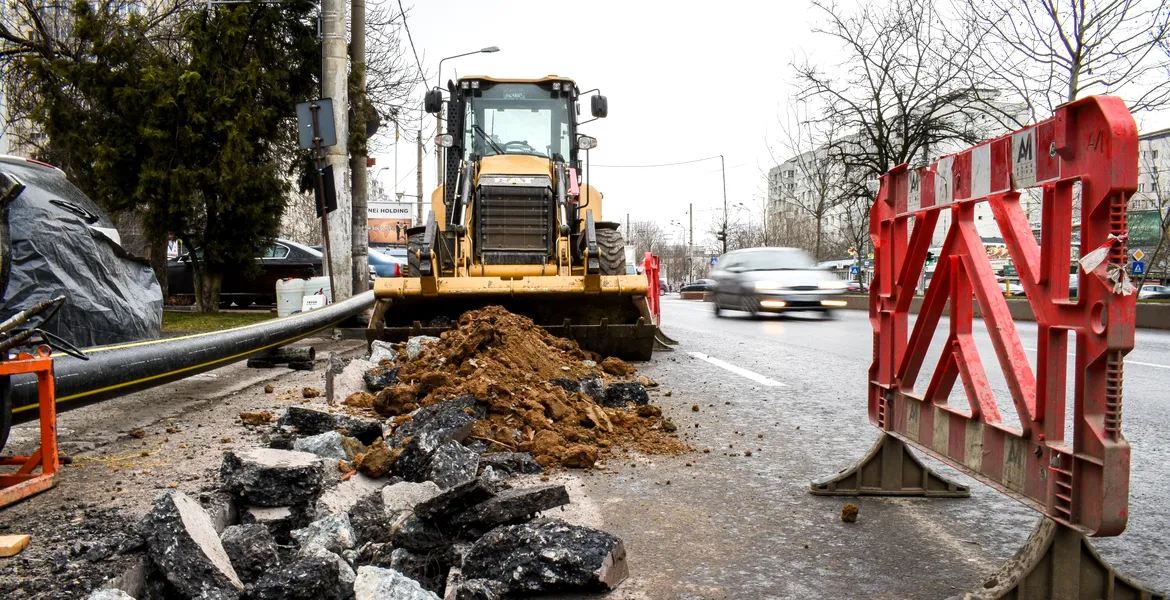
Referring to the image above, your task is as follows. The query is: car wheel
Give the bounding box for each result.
[742,297,758,318]
[821,308,837,320]
[713,298,723,317]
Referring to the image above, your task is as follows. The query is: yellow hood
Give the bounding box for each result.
[478,154,552,177]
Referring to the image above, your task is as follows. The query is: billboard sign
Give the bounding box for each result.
[368,202,415,245]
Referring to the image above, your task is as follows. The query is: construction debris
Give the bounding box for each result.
[477,452,542,477]
[220,448,327,507]
[291,513,357,555]
[141,491,244,599]
[278,406,384,445]
[248,555,344,600]
[842,503,859,523]
[292,430,363,461]
[219,524,279,584]
[353,566,440,600]
[461,518,628,594]
[427,441,480,489]
[453,484,570,531]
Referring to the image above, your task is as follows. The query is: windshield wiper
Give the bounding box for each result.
[472,124,504,155]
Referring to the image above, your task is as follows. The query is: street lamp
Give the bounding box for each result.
[436,46,500,90]
[433,46,500,187]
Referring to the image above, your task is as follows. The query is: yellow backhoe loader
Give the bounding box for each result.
[367,75,664,360]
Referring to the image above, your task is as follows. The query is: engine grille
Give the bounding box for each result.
[476,185,553,265]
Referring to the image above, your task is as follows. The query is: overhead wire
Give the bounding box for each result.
[396,0,426,84]
[591,155,725,169]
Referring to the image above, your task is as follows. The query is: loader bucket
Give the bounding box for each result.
[368,275,658,361]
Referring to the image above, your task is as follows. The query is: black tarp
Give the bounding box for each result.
[0,159,161,347]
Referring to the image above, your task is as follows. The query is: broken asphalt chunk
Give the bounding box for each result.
[248,555,344,600]
[602,382,650,408]
[413,478,496,522]
[477,452,543,477]
[291,512,357,555]
[279,406,385,445]
[142,491,244,599]
[220,524,280,585]
[454,484,570,531]
[426,441,480,490]
[220,448,327,507]
[461,518,628,594]
[353,565,440,600]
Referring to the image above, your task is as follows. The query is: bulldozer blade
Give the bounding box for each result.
[372,319,657,361]
[368,275,657,361]
[655,330,680,346]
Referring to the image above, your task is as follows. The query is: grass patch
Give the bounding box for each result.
[162,310,276,332]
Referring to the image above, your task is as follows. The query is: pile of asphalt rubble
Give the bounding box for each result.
[87,309,663,600]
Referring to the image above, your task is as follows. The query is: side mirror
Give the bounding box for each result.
[424,88,443,115]
[590,95,608,118]
[577,135,597,150]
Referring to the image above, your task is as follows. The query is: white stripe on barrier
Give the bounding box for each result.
[971,143,991,199]
[935,156,954,206]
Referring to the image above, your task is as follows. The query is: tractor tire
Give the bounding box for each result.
[595,224,626,276]
[406,229,425,277]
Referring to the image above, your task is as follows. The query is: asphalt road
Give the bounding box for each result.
[566,296,1170,599]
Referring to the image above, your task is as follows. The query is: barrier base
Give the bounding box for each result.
[810,432,970,497]
[952,517,1166,600]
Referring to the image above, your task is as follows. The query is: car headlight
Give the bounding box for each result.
[818,280,848,290]
[754,280,782,290]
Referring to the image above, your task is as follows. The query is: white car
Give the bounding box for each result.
[1138,284,1167,299]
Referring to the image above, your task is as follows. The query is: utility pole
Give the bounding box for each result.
[322,0,351,300]
[349,0,368,294]
[719,154,728,254]
[416,128,424,225]
[688,203,693,281]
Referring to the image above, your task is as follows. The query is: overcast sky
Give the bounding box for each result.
[371,1,828,246]
[370,0,1169,248]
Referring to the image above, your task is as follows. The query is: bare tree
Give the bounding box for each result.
[357,1,427,155]
[770,102,856,260]
[626,220,667,261]
[959,0,1170,124]
[1135,152,1170,289]
[795,0,990,178]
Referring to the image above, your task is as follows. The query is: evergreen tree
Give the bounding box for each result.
[25,0,319,311]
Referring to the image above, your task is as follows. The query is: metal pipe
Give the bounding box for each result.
[6,291,375,425]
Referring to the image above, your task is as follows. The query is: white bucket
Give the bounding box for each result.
[275,278,306,317]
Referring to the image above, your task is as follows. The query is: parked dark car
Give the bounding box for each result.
[369,247,405,278]
[167,239,322,307]
[680,279,715,293]
[710,247,846,318]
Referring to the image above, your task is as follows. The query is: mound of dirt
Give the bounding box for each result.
[368,306,687,468]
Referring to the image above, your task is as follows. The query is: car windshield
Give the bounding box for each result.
[735,249,816,271]
[463,82,571,160]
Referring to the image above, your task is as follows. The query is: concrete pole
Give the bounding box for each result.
[416,128,424,225]
[349,0,368,294]
[322,0,351,300]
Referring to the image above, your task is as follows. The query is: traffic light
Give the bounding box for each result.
[925,251,936,265]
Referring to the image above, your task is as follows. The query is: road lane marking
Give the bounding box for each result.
[1020,347,1170,370]
[688,352,787,387]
